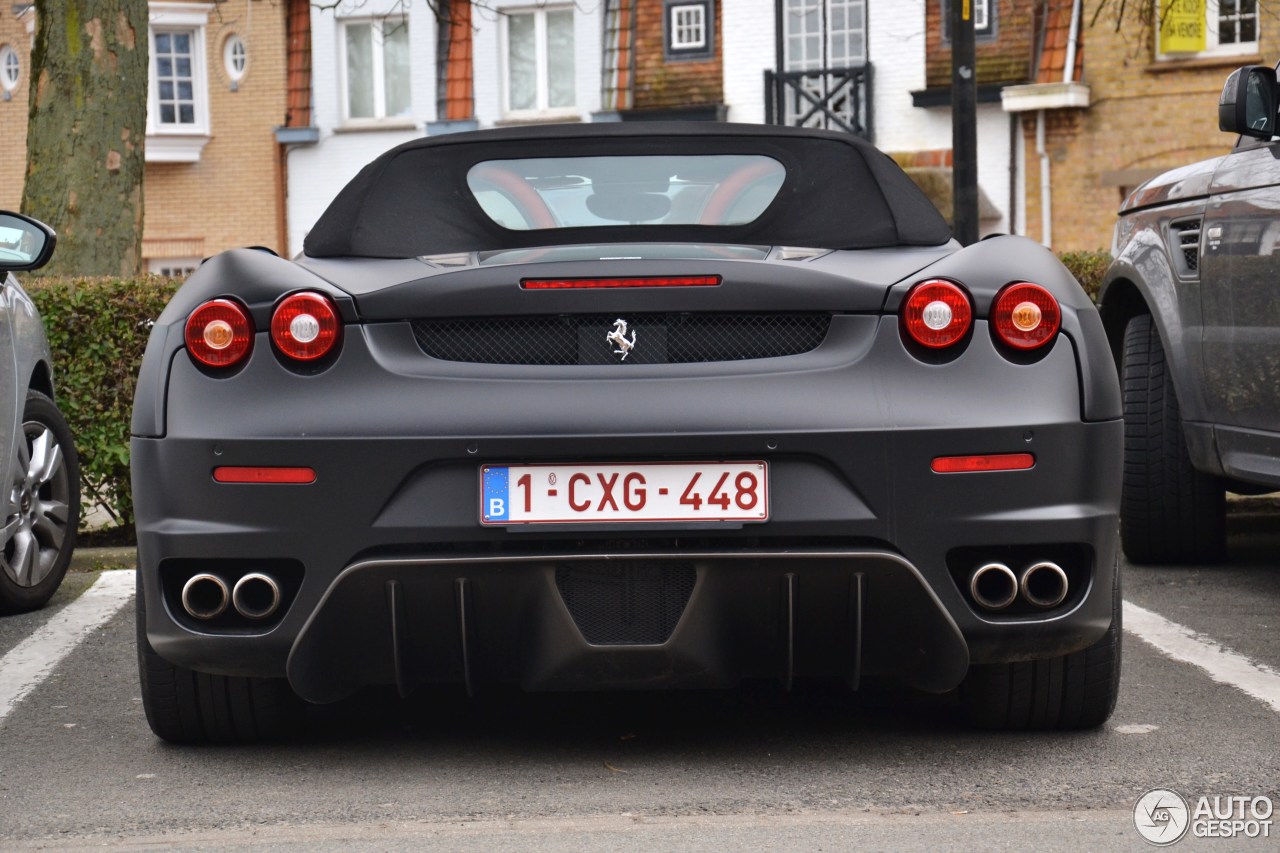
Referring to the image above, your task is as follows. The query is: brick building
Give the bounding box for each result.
[142,0,294,272]
[0,1,304,268]
[0,6,33,206]
[1012,0,1264,251]
[601,0,725,120]
[0,0,301,270]
[285,0,605,255]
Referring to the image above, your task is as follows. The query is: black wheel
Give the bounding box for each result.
[136,573,304,743]
[959,558,1121,730]
[0,390,80,614]
[1119,314,1225,564]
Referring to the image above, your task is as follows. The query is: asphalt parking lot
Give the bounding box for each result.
[0,500,1277,851]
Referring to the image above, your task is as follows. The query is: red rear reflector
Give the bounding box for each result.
[213,466,317,484]
[931,453,1036,474]
[522,276,721,290]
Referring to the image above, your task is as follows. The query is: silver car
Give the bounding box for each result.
[0,211,79,612]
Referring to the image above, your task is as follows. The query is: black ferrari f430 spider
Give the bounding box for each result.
[132,123,1122,742]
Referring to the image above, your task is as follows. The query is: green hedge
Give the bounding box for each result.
[21,252,1112,539]
[1057,249,1110,303]
[25,276,179,533]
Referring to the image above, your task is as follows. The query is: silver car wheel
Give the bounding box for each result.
[2,421,72,588]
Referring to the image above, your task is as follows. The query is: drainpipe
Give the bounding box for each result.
[1037,0,1081,248]
[1037,109,1051,248]
[1064,0,1081,85]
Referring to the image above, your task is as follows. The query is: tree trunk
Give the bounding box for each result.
[21,0,148,277]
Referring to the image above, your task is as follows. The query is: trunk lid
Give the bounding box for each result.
[298,243,958,320]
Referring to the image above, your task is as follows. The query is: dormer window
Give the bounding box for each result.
[666,1,714,59]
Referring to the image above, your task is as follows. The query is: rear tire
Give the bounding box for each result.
[1119,314,1225,564]
[959,558,1121,730]
[136,573,304,743]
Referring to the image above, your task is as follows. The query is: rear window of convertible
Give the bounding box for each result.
[465,155,786,231]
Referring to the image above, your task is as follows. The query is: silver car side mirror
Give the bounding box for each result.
[0,211,57,272]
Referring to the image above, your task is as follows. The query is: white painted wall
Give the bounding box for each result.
[286,0,602,257]
[867,1,948,152]
[722,0,775,124]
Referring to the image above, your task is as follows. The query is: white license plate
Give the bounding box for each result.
[480,461,769,525]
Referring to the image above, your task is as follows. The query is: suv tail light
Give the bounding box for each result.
[991,282,1061,350]
[271,292,341,362]
[185,299,253,368]
[901,279,973,349]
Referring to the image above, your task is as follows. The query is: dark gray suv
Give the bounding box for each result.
[0,211,79,611]
[1101,65,1280,564]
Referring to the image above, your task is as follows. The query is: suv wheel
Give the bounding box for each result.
[1119,314,1225,564]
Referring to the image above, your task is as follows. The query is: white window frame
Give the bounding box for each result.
[0,44,19,93]
[146,3,213,163]
[670,4,706,50]
[147,256,200,278]
[500,6,577,120]
[1156,0,1259,60]
[973,0,989,31]
[785,0,868,72]
[337,16,412,127]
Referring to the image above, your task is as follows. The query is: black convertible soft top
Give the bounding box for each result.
[303,122,952,258]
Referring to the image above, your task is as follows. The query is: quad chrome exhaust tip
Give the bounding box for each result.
[1020,561,1069,609]
[969,562,1019,611]
[181,574,230,620]
[232,573,282,620]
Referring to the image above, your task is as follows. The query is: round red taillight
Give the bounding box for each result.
[271,292,341,362]
[901,279,973,349]
[992,282,1061,350]
[185,299,253,368]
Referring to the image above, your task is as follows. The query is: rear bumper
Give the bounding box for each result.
[133,318,1122,701]
[134,422,1120,702]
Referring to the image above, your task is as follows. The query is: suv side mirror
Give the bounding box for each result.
[0,211,56,272]
[1219,65,1278,140]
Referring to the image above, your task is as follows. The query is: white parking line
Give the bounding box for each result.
[0,569,135,724]
[1124,600,1280,715]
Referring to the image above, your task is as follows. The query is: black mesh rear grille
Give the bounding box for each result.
[555,561,696,645]
[411,314,831,365]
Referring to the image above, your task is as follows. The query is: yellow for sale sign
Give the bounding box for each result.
[1159,0,1207,54]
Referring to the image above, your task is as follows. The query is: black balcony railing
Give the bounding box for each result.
[764,64,873,139]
